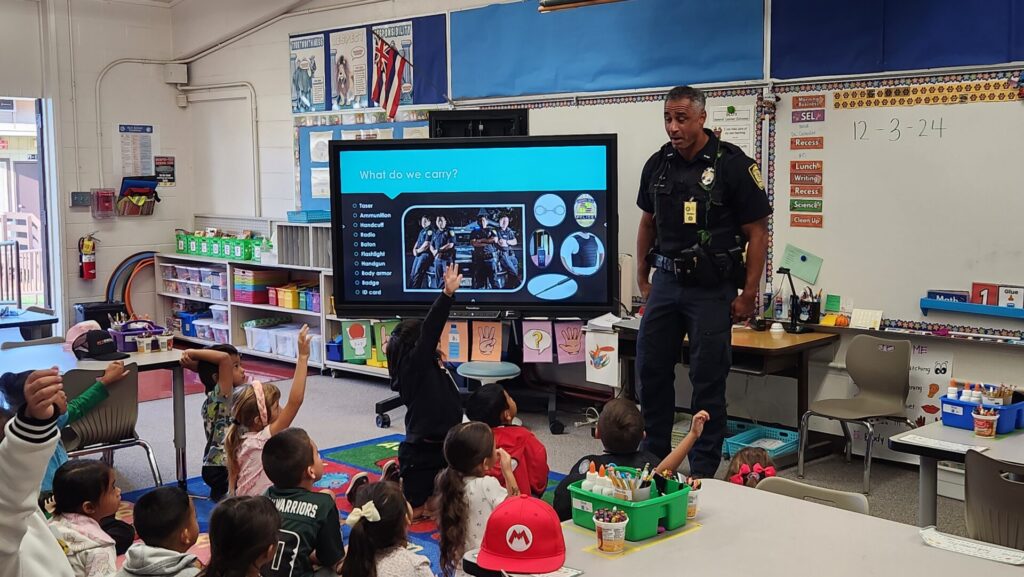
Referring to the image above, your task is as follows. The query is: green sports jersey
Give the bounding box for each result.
[264,486,345,577]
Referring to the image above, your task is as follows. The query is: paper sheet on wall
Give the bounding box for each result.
[585,330,619,387]
[341,320,372,360]
[403,126,430,139]
[341,128,394,140]
[329,27,369,111]
[290,33,328,113]
[852,344,954,463]
[114,124,159,178]
[554,321,585,364]
[311,168,331,198]
[309,131,333,163]
[780,244,823,284]
[471,321,503,362]
[709,104,756,158]
[522,320,553,363]
[440,321,469,363]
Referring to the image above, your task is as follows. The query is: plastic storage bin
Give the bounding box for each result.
[244,326,275,353]
[326,340,343,362]
[109,320,166,352]
[210,305,228,324]
[193,319,215,342]
[210,323,230,344]
[722,420,760,457]
[278,287,299,309]
[177,310,211,337]
[723,426,799,460]
[568,467,690,542]
[941,396,1024,436]
[160,264,177,280]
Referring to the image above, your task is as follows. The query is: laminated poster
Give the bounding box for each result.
[374,319,400,353]
[471,321,502,362]
[341,320,372,360]
[290,33,328,113]
[440,321,469,363]
[585,330,619,388]
[328,27,370,110]
[554,321,585,364]
[522,320,553,363]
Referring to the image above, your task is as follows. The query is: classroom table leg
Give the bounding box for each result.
[171,365,187,489]
[919,455,938,527]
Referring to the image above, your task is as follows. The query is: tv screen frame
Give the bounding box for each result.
[329,134,618,318]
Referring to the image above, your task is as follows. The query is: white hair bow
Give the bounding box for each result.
[345,500,381,526]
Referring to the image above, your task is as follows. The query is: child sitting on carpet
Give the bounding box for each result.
[48,460,122,577]
[341,481,433,577]
[199,496,280,577]
[464,383,549,497]
[263,428,345,577]
[385,263,465,518]
[116,487,201,577]
[180,345,248,502]
[726,447,776,487]
[436,422,520,577]
[226,325,312,497]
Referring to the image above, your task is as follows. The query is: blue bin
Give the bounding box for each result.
[723,426,799,460]
[326,341,343,363]
[176,310,211,337]
[940,396,1024,436]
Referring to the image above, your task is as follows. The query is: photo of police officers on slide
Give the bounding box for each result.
[403,206,524,291]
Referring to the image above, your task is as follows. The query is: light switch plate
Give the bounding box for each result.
[71,191,93,207]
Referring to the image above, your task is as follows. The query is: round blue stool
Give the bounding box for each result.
[456,361,521,386]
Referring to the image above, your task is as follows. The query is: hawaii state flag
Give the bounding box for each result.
[372,36,406,120]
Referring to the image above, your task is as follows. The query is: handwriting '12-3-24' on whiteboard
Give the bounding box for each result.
[853,118,946,141]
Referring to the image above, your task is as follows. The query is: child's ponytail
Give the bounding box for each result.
[437,422,495,577]
[341,482,410,577]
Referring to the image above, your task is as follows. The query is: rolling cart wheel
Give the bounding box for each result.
[549,420,565,435]
[376,413,391,429]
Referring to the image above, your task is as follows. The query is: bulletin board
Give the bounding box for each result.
[519,88,765,298]
[770,69,1024,334]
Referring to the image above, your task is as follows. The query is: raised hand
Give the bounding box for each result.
[24,367,64,420]
[297,324,312,358]
[443,263,463,296]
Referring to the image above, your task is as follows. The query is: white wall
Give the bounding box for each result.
[0,0,43,98]
[170,0,312,59]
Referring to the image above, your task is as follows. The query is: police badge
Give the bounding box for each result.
[700,166,715,187]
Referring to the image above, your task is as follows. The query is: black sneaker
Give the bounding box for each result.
[380,459,400,485]
[345,472,370,507]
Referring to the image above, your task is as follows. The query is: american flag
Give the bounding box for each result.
[372,36,406,120]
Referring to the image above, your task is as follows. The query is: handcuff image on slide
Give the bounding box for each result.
[559,231,605,276]
[529,229,556,268]
[533,193,567,227]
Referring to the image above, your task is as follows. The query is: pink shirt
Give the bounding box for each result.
[235,427,273,497]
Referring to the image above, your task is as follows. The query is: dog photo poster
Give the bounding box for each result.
[290,33,327,114]
[329,27,369,110]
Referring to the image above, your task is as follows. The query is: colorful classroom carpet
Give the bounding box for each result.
[120,434,565,574]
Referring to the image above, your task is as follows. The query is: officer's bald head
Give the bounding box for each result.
[666,86,706,110]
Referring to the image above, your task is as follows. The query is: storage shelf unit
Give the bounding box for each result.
[919,298,1024,320]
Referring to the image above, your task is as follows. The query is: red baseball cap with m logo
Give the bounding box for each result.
[477,495,565,574]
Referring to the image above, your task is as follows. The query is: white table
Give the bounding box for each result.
[0,343,188,488]
[889,421,1024,527]
[549,480,1021,576]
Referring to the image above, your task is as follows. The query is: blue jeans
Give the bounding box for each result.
[637,269,733,477]
[410,254,433,288]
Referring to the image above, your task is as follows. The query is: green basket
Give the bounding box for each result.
[567,466,689,541]
[185,235,199,255]
[175,233,188,254]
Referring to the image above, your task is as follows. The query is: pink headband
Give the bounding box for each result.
[251,381,268,426]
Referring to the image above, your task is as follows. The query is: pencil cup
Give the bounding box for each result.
[136,337,151,353]
[687,486,700,519]
[156,335,173,352]
[594,517,628,553]
[631,485,651,502]
[973,414,998,438]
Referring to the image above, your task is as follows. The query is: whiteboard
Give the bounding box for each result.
[772,76,1024,330]
[529,93,761,290]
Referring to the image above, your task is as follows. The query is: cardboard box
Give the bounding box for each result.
[998,285,1024,308]
[971,282,999,305]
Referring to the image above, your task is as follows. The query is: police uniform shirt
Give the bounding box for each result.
[495,227,517,253]
[265,486,345,577]
[432,228,456,260]
[636,129,772,254]
[414,227,434,253]
[470,226,497,256]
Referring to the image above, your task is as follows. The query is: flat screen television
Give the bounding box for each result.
[329,135,617,318]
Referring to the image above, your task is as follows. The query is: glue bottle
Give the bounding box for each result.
[581,461,598,493]
[947,379,959,400]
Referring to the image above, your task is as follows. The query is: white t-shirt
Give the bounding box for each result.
[375,546,434,577]
[462,475,507,561]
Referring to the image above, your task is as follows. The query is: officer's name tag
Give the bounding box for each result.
[684,201,698,224]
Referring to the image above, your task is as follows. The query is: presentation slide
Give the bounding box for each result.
[332,141,614,310]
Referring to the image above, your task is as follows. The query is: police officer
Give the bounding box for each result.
[494,213,521,288]
[635,86,771,477]
[431,215,456,289]
[409,215,435,289]
[470,210,498,289]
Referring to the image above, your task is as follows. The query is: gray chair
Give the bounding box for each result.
[20,305,55,341]
[61,364,163,487]
[757,476,870,515]
[798,335,912,494]
[0,335,64,350]
[965,450,1024,550]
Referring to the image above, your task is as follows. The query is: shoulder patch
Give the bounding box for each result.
[748,163,765,190]
[577,458,591,475]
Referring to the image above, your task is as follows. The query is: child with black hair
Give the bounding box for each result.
[263,428,345,577]
[117,487,201,577]
[436,422,519,577]
[341,481,433,577]
[48,460,122,577]
[464,383,549,497]
[385,263,465,518]
[179,345,247,502]
[198,496,280,577]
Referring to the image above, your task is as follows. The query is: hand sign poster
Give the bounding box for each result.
[342,320,373,361]
[471,321,502,362]
[585,330,619,388]
[522,321,553,363]
[554,321,585,364]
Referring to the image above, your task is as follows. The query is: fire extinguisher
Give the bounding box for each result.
[79,233,98,280]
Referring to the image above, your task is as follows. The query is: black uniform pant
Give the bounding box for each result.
[398,439,446,508]
[410,253,433,289]
[432,257,454,289]
[472,255,496,289]
[637,270,733,477]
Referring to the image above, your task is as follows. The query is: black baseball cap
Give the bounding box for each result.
[72,330,130,361]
